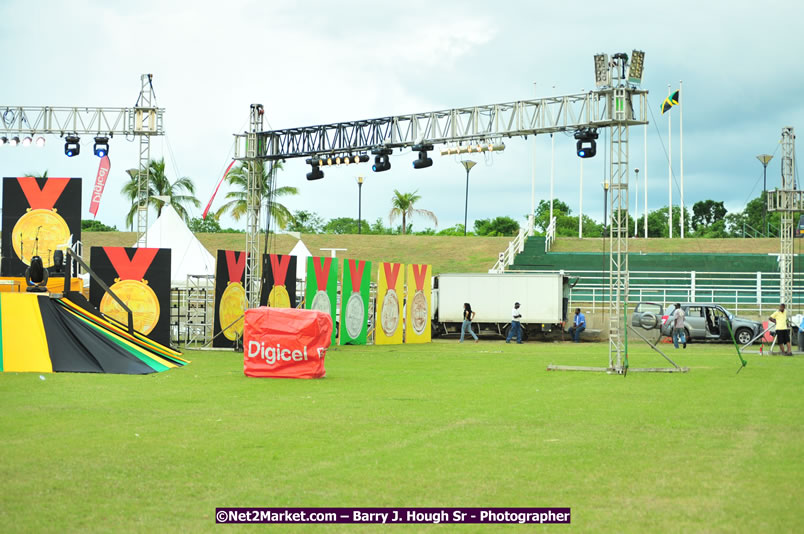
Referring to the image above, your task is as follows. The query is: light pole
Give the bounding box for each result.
[461,160,477,236]
[356,176,365,234]
[634,168,639,237]
[757,154,773,236]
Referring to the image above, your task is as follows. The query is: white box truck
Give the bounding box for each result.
[431,272,566,340]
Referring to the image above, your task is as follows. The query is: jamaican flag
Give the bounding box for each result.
[661,90,680,114]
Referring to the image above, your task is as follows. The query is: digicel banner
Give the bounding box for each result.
[243,307,332,379]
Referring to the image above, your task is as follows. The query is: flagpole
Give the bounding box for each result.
[644,121,648,238]
[679,80,684,239]
[668,84,673,239]
[579,158,583,238]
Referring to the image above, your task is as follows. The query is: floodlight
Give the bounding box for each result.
[0,137,7,146]
[35,136,46,147]
[9,136,20,147]
[93,136,109,157]
[22,136,32,147]
[64,135,80,157]
[594,53,610,87]
[627,50,645,84]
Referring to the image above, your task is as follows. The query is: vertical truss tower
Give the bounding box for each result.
[768,127,797,312]
[245,104,264,308]
[134,74,157,246]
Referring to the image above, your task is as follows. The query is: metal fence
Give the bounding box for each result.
[511,269,804,316]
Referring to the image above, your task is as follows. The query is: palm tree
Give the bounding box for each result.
[214,161,298,230]
[122,158,200,229]
[388,189,437,235]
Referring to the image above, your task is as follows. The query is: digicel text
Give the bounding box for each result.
[247,341,309,364]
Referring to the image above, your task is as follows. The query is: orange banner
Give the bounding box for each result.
[244,307,332,379]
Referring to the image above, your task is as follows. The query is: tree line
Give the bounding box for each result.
[80,158,781,239]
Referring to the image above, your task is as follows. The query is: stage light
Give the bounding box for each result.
[0,137,7,146]
[628,50,645,85]
[35,136,46,147]
[25,255,49,293]
[488,142,506,152]
[594,53,610,87]
[326,156,333,165]
[22,136,32,147]
[93,136,109,157]
[64,135,80,157]
[371,148,392,172]
[412,144,434,169]
[9,136,19,147]
[305,157,325,180]
[574,129,599,158]
[52,249,64,273]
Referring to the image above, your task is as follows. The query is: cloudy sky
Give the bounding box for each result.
[1,0,802,235]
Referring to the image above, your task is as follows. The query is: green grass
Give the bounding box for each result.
[1,341,801,533]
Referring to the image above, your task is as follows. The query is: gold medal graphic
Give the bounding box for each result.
[100,278,160,334]
[12,208,70,267]
[219,281,247,340]
[268,284,291,308]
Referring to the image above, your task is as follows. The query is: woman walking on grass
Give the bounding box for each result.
[460,302,479,343]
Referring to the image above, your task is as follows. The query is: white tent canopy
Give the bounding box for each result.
[289,239,312,281]
[133,205,216,285]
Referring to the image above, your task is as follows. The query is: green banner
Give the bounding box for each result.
[305,256,339,345]
[340,259,371,345]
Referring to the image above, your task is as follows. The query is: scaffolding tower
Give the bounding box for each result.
[767,126,798,313]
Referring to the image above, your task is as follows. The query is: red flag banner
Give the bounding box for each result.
[89,156,111,217]
[202,160,235,220]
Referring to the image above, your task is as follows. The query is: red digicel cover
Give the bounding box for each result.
[243,307,332,379]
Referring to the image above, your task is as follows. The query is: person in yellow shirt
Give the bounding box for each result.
[769,303,792,356]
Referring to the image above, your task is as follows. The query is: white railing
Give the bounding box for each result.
[544,216,556,252]
[489,224,530,274]
[517,269,804,317]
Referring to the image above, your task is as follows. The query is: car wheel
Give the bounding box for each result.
[735,328,753,345]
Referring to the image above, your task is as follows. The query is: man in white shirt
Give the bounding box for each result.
[671,303,686,349]
[506,302,523,344]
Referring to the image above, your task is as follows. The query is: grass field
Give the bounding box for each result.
[1,341,801,532]
[81,232,787,278]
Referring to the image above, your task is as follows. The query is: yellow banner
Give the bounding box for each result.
[405,264,431,344]
[375,262,404,345]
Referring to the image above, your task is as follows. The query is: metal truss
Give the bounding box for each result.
[245,104,264,308]
[767,126,797,313]
[0,105,163,136]
[235,90,648,160]
[1,74,165,247]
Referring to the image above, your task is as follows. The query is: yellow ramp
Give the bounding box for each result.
[1,293,52,372]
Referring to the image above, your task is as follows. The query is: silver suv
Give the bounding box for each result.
[631,302,762,345]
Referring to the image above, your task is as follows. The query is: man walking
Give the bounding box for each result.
[671,303,687,349]
[506,302,523,344]
[769,303,792,356]
[568,308,586,343]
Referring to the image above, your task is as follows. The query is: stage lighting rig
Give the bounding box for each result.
[22,136,32,147]
[0,137,7,146]
[305,157,324,180]
[412,144,434,169]
[35,136,46,147]
[627,50,645,85]
[64,135,80,157]
[9,136,19,147]
[574,129,598,158]
[371,148,392,172]
[594,53,610,87]
[93,136,109,157]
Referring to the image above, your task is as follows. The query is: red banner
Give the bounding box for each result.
[202,160,235,220]
[89,156,111,217]
[244,307,332,379]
